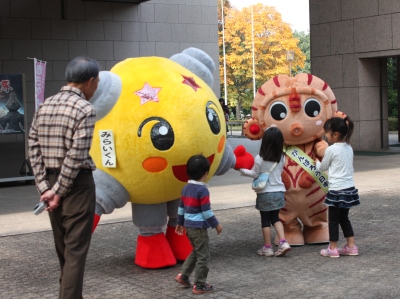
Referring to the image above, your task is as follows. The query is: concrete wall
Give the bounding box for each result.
[309,0,400,150]
[0,0,220,130]
[0,0,219,179]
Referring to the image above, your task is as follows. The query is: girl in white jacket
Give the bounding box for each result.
[240,127,291,257]
[316,116,360,258]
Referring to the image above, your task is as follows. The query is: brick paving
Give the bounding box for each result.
[1,187,400,298]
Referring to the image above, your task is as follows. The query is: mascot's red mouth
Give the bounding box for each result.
[172,154,215,182]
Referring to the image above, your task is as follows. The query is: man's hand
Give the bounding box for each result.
[215,224,223,235]
[175,225,184,236]
[41,190,61,212]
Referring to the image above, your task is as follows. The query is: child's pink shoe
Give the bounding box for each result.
[320,246,339,258]
[338,244,358,256]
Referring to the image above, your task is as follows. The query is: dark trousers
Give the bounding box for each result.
[328,206,354,242]
[260,210,280,228]
[181,228,210,286]
[48,171,95,299]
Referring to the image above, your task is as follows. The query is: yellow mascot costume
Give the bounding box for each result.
[89,48,253,268]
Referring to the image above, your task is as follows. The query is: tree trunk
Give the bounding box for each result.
[235,105,241,120]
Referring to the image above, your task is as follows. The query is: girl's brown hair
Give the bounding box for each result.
[323,116,354,143]
[259,127,284,163]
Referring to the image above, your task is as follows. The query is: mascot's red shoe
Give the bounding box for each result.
[92,214,101,233]
[135,233,176,268]
[166,225,193,261]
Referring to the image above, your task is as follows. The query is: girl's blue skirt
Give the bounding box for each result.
[325,186,360,209]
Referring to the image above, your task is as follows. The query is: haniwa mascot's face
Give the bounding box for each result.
[90,57,226,204]
[245,73,338,145]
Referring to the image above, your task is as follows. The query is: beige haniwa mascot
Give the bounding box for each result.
[243,73,346,245]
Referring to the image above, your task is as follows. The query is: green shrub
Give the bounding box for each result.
[388,117,398,131]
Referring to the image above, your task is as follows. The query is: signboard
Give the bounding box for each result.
[0,74,25,134]
[99,130,117,168]
[0,73,34,182]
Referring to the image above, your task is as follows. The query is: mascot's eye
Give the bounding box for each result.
[269,102,287,120]
[304,98,321,117]
[138,117,174,151]
[150,120,174,150]
[206,102,221,135]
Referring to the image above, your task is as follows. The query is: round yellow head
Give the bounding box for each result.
[90,57,226,204]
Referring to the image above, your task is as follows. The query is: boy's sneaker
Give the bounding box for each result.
[275,241,291,257]
[192,283,214,294]
[320,246,339,258]
[338,244,359,256]
[175,273,191,288]
[257,245,274,256]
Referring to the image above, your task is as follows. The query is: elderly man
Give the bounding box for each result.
[28,56,99,299]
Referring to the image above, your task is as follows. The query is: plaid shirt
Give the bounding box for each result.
[28,86,96,197]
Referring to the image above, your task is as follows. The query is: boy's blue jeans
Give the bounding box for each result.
[180,227,210,286]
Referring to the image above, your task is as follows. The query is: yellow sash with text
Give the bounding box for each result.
[284,145,329,193]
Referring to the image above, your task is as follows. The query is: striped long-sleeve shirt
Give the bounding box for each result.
[28,86,96,197]
[177,180,219,229]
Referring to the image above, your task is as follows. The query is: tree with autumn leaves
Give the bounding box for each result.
[219,1,306,118]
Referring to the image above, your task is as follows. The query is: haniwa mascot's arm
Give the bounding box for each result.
[315,110,347,159]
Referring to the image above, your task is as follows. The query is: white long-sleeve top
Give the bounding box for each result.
[240,154,286,193]
[316,142,355,191]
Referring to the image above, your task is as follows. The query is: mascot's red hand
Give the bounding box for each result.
[243,118,264,140]
[233,145,254,170]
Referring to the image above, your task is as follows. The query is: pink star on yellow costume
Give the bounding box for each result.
[135,82,161,105]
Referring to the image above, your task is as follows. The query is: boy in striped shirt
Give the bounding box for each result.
[175,154,223,295]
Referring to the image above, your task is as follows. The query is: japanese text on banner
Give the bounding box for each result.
[34,58,47,111]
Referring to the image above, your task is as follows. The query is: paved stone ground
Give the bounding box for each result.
[1,187,400,298]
